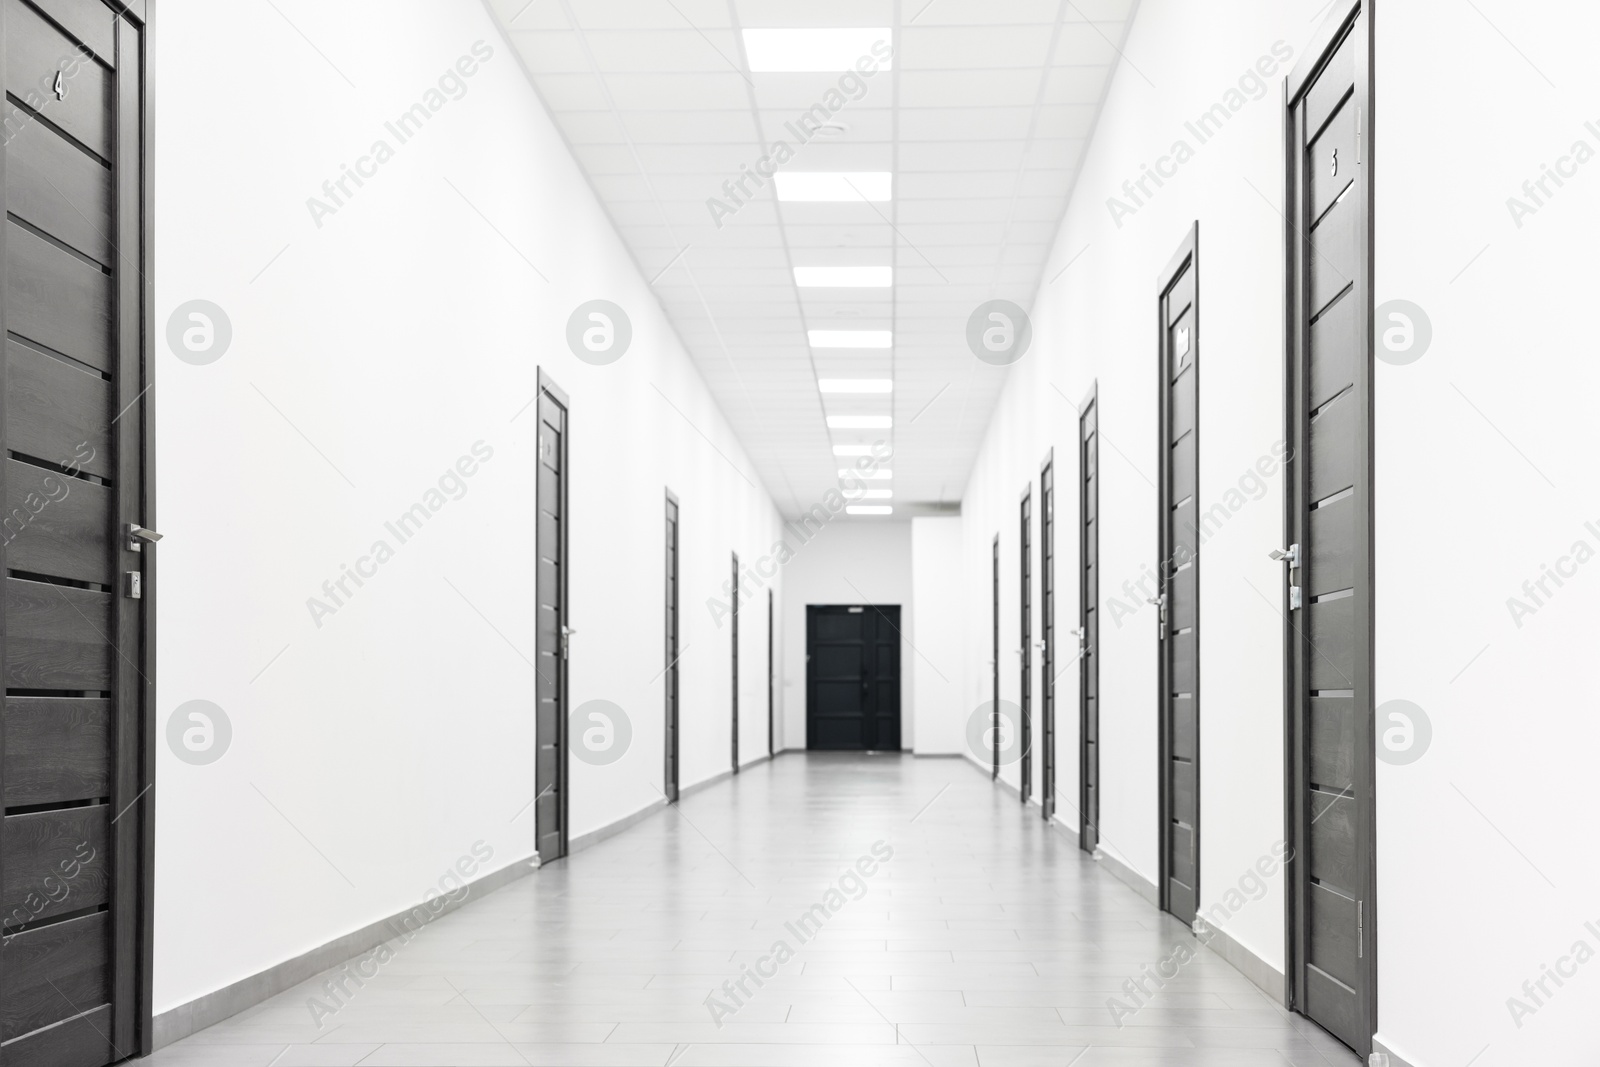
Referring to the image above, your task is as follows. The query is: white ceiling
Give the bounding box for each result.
[486,0,1138,519]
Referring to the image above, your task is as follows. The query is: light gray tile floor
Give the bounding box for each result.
[136,753,1362,1067]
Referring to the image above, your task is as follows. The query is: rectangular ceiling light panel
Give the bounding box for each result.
[743,28,893,73]
[810,330,893,349]
[776,172,893,202]
[795,266,893,288]
[819,379,893,393]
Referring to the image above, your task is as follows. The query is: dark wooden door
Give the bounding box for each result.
[805,605,899,750]
[1157,226,1200,926]
[535,374,568,862]
[1,1,154,1062]
[729,553,739,773]
[1039,454,1055,821]
[1018,490,1031,804]
[1078,390,1099,852]
[865,609,899,750]
[663,491,679,803]
[990,536,998,778]
[1284,2,1375,1054]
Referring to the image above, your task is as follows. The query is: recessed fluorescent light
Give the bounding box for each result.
[833,444,884,457]
[776,172,893,203]
[810,329,892,349]
[839,469,892,481]
[794,266,892,288]
[742,29,893,73]
[846,505,894,516]
[819,379,892,394]
[827,415,893,429]
[843,481,894,495]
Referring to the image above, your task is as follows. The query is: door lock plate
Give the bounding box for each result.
[125,572,142,599]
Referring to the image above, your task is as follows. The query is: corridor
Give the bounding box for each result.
[1,0,1588,1065]
[145,756,1358,1066]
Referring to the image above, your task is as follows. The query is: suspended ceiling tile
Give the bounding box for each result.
[488,0,1138,515]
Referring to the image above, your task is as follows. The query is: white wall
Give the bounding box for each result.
[957,2,1600,1063]
[779,520,913,751]
[1373,4,1600,1063]
[958,0,1335,983]
[154,0,781,1015]
[911,517,964,755]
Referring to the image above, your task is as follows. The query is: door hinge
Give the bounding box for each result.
[1357,900,1364,958]
[1356,106,1362,165]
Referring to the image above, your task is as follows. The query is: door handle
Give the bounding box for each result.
[1147,594,1167,634]
[561,625,576,659]
[127,524,163,552]
[1271,544,1302,609]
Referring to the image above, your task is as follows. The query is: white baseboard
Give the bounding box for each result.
[568,798,666,854]
[1193,918,1287,1007]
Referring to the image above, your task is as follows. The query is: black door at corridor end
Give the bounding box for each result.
[805,605,901,751]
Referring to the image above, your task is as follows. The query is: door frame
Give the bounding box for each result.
[0,3,160,1055]
[130,6,158,1043]
[1018,486,1032,804]
[663,489,679,802]
[1077,384,1098,851]
[535,368,570,860]
[730,552,739,773]
[1039,449,1055,822]
[991,534,1000,779]
[1156,223,1200,920]
[1281,0,1378,1049]
[127,5,157,1051]
[766,588,774,757]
